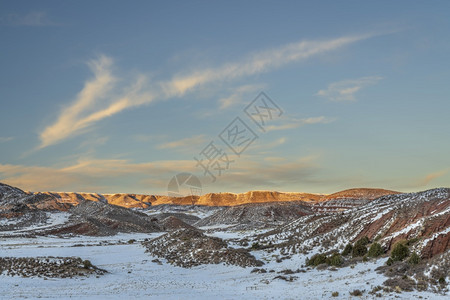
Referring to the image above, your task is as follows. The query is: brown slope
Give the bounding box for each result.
[38,192,152,208]
[196,191,322,206]
[148,191,322,206]
[42,190,323,207]
[321,188,400,201]
[312,188,402,212]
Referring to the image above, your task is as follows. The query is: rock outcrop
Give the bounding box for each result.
[195,201,313,228]
[0,256,106,278]
[49,201,162,236]
[143,228,263,268]
[34,190,323,207]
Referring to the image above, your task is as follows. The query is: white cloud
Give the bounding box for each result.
[0,158,196,193]
[38,56,154,149]
[316,76,383,102]
[157,135,207,150]
[265,116,336,131]
[38,32,381,149]
[2,12,56,26]
[0,137,14,143]
[218,84,266,109]
[0,154,320,194]
[161,33,375,97]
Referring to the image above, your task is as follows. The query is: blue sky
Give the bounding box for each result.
[0,0,449,194]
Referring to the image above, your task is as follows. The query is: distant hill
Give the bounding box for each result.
[2,182,402,208]
[321,188,400,201]
[23,189,325,208]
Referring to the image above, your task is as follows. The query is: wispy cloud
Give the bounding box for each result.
[316,76,383,102]
[0,137,14,143]
[157,135,207,150]
[0,154,319,194]
[1,12,56,26]
[395,169,449,190]
[38,55,153,149]
[0,158,196,193]
[161,33,376,97]
[266,116,336,131]
[38,32,381,149]
[218,84,265,109]
[78,136,109,151]
[417,169,448,187]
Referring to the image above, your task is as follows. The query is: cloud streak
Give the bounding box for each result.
[157,135,207,150]
[0,158,195,193]
[0,154,319,194]
[162,33,376,97]
[38,56,153,149]
[0,137,14,143]
[38,32,379,149]
[218,84,265,109]
[418,170,448,187]
[1,12,56,26]
[265,116,336,131]
[316,76,383,102]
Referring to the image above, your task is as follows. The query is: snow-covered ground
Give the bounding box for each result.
[0,212,71,237]
[142,205,220,219]
[1,233,447,299]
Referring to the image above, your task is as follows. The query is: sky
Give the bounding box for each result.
[0,0,449,195]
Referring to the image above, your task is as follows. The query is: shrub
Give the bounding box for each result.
[128,239,136,244]
[331,291,339,297]
[408,252,420,265]
[386,257,394,266]
[370,286,383,294]
[349,289,364,296]
[367,242,383,258]
[357,236,370,246]
[306,253,327,267]
[352,237,369,257]
[83,259,93,269]
[342,243,353,256]
[391,241,409,262]
[326,253,343,267]
[251,242,260,250]
[406,237,420,246]
[438,277,446,285]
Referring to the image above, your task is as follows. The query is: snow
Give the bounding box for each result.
[0,187,448,299]
[0,212,70,236]
[388,219,424,239]
[0,233,448,299]
[417,226,450,251]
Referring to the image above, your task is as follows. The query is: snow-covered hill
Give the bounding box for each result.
[256,188,449,258]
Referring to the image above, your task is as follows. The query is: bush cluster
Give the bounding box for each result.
[341,243,353,256]
[306,253,327,267]
[352,236,369,257]
[306,252,343,267]
[250,242,260,250]
[408,252,421,265]
[390,241,409,262]
[367,242,384,258]
[326,253,344,267]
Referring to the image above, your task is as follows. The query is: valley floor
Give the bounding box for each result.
[1,232,448,300]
